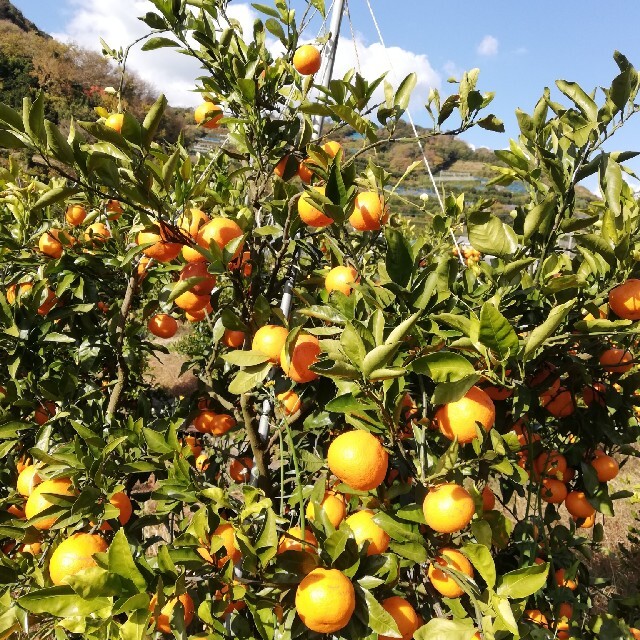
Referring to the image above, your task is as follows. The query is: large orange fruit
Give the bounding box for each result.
[427,548,474,598]
[222,329,245,348]
[39,229,72,259]
[540,478,568,504]
[179,262,216,295]
[555,568,578,590]
[252,325,288,363]
[609,279,640,320]
[49,533,108,585]
[422,483,475,533]
[534,450,567,477]
[25,477,75,530]
[149,592,195,634]
[327,430,388,491]
[295,568,355,633]
[185,303,213,322]
[174,290,211,313]
[564,491,595,519]
[100,491,133,530]
[540,387,575,417]
[229,457,253,483]
[293,44,322,75]
[178,208,210,238]
[84,222,110,243]
[582,382,607,407]
[137,230,182,262]
[16,465,42,497]
[345,510,390,555]
[65,204,87,226]
[273,155,293,178]
[214,523,241,566]
[349,192,387,231]
[325,265,358,296]
[435,386,495,443]
[379,596,419,640]
[599,348,633,373]
[306,491,347,528]
[147,314,178,339]
[277,526,318,554]
[590,453,619,481]
[298,186,333,227]
[280,333,321,383]
[194,101,223,128]
[197,217,243,257]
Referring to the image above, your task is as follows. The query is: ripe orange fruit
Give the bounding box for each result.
[630,629,640,640]
[435,386,495,443]
[524,610,548,628]
[197,217,243,257]
[195,453,210,472]
[84,222,110,243]
[293,44,322,75]
[564,491,595,519]
[137,230,182,262]
[557,602,573,621]
[105,113,124,132]
[349,192,387,231]
[7,504,25,519]
[297,158,314,184]
[306,491,347,528]
[7,281,32,304]
[34,401,57,425]
[423,483,475,533]
[192,410,236,436]
[345,510,390,555]
[106,199,123,220]
[573,512,596,528]
[178,208,209,238]
[540,478,568,504]
[590,453,619,481]
[534,450,567,477]
[252,325,288,363]
[194,101,223,128]
[609,279,640,320]
[555,568,578,590]
[327,430,388,491]
[182,435,202,458]
[39,228,72,259]
[274,155,294,178]
[277,390,301,415]
[277,526,318,554]
[540,387,575,417]
[582,382,607,407]
[322,141,342,158]
[281,332,321,383]
[599,348,633,373]
[16,465,42,497]
[295,568,355,633]
[379,596,419,640]
[174,290,210,313]
[65,204,87,226]
[325,265,358,296]
[147,314,178,339]
[179,262,216,296]
[481,486,496,511]
[299,186,333,227]
[427,548,474,598]
[222,329,245,348]
[49,533,108,585]
[137,256,152,277]
[149,592,195,634]
[25,477,75,530]
[104,491,133,527]
[185,304,212,322]
[214,523,241,566]
[229,457,253,483]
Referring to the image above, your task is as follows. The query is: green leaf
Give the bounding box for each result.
[141,37,179,51]
[325,393,375,413]
[17,587,111,617]
[467,209,518,258]
[142,94,167,148]
[221,351,270,367]
[362,343,400,378]
[479,303,519,361]
[33,186,81,211]
[394,73,417,110]
[385,311,421,345]
[120,609,151,640]
[108,529,148,592]
[341,323,367,367]
[411,352,474,382]
[228,362,272,394]
[45,120,74,163]
[354,585,401,637]
[462,543,496,589]
[523,195,556,243]
[556,79,598,121]
[432,374,481,405]
[414,618,476,640]
[26,92,45,143]
[143,428,173,455]
[523,300,574,359]
[496,562,548,599]
[0,130,26,149]
[330,105,377,142]
[385,227,413,287]
[0,101,25,130]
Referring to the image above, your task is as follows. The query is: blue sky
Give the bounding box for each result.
[11,1,640,186]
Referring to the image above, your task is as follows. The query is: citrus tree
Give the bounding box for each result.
[0,1,640,639]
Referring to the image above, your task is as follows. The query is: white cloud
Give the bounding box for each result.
[477,35,499,57]
[443,60,462,81]
[55,0,439,116]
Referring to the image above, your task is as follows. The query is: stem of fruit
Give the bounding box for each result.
[286,420,306,538]
[241,392,271,497]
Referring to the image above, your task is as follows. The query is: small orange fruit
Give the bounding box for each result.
[305,491,347,528]
[379,596,419,640]
[422,483,475,533]
[481,486,496,511]
[229,457,253,483]
[106,491,133,527]
[137,230,182,262]
[345,510,390,555]
[599,348,633,373]
[222,329,245,348]
[149,592,195,634]
[608,279,640,320]
[185,304,213,322]
[34,401,57,425]
[194,101,223,128]
[195,453,210,472]
[540,478,568,504]
[84,222,110,243]
[293,44,322,76]
[540,387,575,417]
[295,568,355,634]
[583,382,607,407]
[325,265,358,296]
[214,523,241,566]
[299,186,333,227]
[564,491,595,519]
[177,208,210,238]
[322,141,342,158]
[252,325,288,363]
[49,533,108,585]
[39,228,71,259]
[534,450,567,477]
[277,390,301,415]
[179,262,216,296]
[435,386,495,443]
[16,465,42,497]
[277,526,318,554]
[65,204,87,226]
[147,314,178,339]
[174,290,211,313]
[297,158,314,184]
[25,477,75,530]
[349,192,387,231]
[590,453,619,481]
[555,568,578,590]
[106,200,123,220]
[274,155,294,178]
[327,430,388,491]
[193,411,236,436]
[105,113,124,132]
[197,217,243,258]
[280,332,321,383]
[427,548,474,598]
[573,512,596,528]
[524,610,548,628]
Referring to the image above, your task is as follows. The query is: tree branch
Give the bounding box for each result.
[241,393,272,496]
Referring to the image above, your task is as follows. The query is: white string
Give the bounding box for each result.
[345,0,361,73]
[363,0,465,263]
